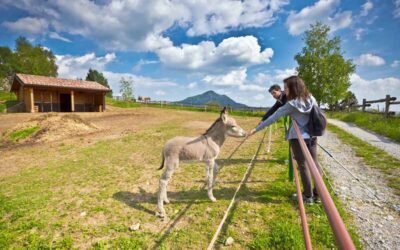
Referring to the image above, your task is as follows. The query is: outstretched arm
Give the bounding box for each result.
[249,103,294,136]
[261,101,280,122]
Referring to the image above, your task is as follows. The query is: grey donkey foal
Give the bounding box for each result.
[157,107,246,218]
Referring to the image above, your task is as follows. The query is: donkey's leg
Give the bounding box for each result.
[157,158,177,218]
[206,160,217,202]
[163,160,178,204]
[212,161,219,187]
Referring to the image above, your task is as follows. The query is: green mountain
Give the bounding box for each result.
[176,90,248,108]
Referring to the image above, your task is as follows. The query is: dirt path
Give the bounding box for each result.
[318,130,400,250]
[328,119,400,160]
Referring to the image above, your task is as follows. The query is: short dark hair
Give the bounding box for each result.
[268,84,281,93]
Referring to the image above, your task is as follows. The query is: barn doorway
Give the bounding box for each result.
[59,93,72,112]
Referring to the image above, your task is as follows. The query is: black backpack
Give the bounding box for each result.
[308,105,327,136]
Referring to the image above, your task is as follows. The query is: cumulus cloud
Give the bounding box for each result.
[285,0,352,36]
[2,0,288,51]
[350,74,400,111]
[202,68,268,92]
[391,60,399,68]
[274,68,298,81]
[355,53,386,66]
[2,17,48,35]
[157,36,273,72]
[203,68,247,86]
[184,0,289,36]
[56,52,116,79]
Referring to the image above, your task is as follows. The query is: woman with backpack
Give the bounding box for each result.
[247,75,324,204]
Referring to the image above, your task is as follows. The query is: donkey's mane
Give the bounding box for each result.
[203,117,222,135]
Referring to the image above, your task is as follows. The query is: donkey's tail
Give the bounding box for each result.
[158,152,165,170]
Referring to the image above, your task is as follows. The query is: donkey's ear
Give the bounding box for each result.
[220,106,228,123]
[221,106,227,114]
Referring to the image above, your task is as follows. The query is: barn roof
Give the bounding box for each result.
[12,73,111,92]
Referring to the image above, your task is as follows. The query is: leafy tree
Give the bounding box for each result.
[119,77,134,101]
[86,68,112,97]
[13,37,58,77]
[339,91,358,110]
[295,22,355,108]
[0,46,14,80]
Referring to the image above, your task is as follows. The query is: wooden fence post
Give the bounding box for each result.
[385,95,390,117]
[362,98,366,112]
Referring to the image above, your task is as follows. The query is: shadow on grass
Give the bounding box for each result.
[112,181,289,249]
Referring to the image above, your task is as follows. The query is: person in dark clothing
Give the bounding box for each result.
[260,84,287,122]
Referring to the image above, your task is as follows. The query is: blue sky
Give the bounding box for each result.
[1,0,399,109]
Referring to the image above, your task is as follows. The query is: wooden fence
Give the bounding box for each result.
[350,95,400,117]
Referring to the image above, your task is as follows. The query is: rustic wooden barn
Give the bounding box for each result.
[10,73,111,113]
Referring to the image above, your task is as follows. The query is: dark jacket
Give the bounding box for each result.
[261,91,287,121]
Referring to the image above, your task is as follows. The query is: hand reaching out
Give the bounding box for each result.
[247,128,256,138]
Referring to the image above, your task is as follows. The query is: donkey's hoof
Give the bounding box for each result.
[209,197,217,202]
[156,211,166,218]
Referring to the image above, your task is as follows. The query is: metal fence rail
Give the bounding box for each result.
[291,120,356,250]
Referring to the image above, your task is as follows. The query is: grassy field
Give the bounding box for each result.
[106,97,265,118]
[0,108,361,249]
[327,111,400,143]
[327,124,400,195]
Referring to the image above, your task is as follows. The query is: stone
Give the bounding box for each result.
[129,223,140,231]
[225,237,234,246]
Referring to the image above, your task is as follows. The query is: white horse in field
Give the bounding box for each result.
[157,107,247,218]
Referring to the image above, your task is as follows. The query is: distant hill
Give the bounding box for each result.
[176,90,248,108]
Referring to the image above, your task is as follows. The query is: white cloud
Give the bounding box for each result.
[102,71,178,101]
[48,32,72,43]
[2,0,288,52]
[157,36,273,71]
[355,53,386,66]
[354,28,365,40]
[202,68,268,92]
[203,68,247,86]
[274,68,298,81]
[239,84,266,91]
[391,60,399,68]
[254,94,265,101]
[132,59,159,72]
[394,0,400,18]
[187,82,198,89]
[155,90,166,96]
[184,0,289,36]
[360,1,373,17]
[350,73,400,111]
[2,17,48,35]
[56,52,116,79]
[285,0,352,36]
[253,72,273,85]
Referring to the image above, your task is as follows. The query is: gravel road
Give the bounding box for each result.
[318,131,400,250]
[328,119,400,160]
